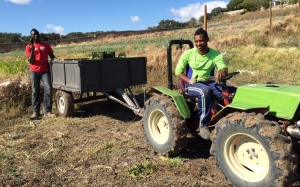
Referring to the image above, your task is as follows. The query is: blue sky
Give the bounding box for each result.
[0,0,228,36]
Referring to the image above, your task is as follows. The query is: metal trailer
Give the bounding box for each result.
[49,57,147,117]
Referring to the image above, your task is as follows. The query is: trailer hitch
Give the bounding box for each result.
[103,87,143,116]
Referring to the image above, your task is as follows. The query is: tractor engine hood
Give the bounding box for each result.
[230,84,300,120]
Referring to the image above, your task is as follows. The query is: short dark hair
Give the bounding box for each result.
[30,28,40,36]
[194,28,208,39]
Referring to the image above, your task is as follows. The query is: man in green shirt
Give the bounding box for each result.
[175,28,236,140]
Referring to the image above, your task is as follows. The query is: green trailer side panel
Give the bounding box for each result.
[232,84,300,120]
[150,86,191,119]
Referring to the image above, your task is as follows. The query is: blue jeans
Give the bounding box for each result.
[30,70,52,114]
[186,82,236,127]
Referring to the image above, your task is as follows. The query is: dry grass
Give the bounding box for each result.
[0,78,31,113]
[0,6,300,186]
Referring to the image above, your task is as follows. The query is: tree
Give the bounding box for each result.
[287,0,298,4]
[147,26,156,30]
[22,35,31,43]
[211,7,226,17]
[0,32,22,43]
[63,32,86,39]
[226,0,244,11]
[241,0,260,12]
[198,13,211,23]
[189,17,197,27]
[37,33,61,41]
[155,19,188,29]
[260,0,270,9]
[241,0,270,12]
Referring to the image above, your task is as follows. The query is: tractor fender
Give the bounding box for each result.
[211,101,269,123]
[147,86,191,119]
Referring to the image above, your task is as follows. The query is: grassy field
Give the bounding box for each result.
[0,5,300,186]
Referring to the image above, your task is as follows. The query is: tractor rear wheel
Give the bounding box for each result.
[142,95,189,157]
[55,90,74,117]
[210,112,298,187]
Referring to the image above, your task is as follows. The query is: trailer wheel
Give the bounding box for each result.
[142,95,189,157]
[210,112,298,187]
[55,90,74,117]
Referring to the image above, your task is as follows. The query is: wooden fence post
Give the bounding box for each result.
[204,5,207,31]
[269,1,272,32]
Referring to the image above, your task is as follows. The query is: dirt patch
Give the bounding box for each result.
[2,98,300,186]
[0,98,234,187]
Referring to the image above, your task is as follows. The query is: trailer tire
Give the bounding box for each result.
[55,90,74,117]
[142,95,189,157]
[210,112,298,187]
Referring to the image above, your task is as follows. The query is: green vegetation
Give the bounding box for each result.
[127,159,158,177]
[127,157,184,178]
[0,57,28,75]
[160,156,184,167]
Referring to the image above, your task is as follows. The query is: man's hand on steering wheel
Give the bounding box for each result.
[215,68,228,84]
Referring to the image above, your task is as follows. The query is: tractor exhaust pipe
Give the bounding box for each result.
[287,121,300,139]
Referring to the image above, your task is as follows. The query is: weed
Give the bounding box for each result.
[127,159,158,177]
[0,152,7,159]
[0,78,31,113]
[92,142,114,163]
[6,132,21,140]
[7,166,22,179]
[160,156,184,167]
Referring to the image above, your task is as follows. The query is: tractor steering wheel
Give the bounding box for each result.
[204,71,240,82]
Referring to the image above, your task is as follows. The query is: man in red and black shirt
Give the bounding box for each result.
[25,28,57,119]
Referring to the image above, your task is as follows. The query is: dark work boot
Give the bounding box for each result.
[199,126,211,140]
[30,113,41,120]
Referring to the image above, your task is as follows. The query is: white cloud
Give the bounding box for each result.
[5,0,31,4]
[46,24,65,35]
[130,16,141,23]
[171,1,228,22]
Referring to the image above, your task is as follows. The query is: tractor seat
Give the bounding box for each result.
[178,78,188,95]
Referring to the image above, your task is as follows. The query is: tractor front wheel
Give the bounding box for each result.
[142,95,189,157]
[210,112,298,187]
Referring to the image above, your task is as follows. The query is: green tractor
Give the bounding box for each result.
[142,39,299,187]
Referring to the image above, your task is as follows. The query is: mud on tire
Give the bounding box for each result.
[210,112,298,187]
[142,95,189,157]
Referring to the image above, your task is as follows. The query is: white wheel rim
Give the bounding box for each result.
[148,109,170,144]
[224,133,270,182]
[58,96,65,113]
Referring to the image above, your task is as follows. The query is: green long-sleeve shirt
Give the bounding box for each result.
[175,48,227,81]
